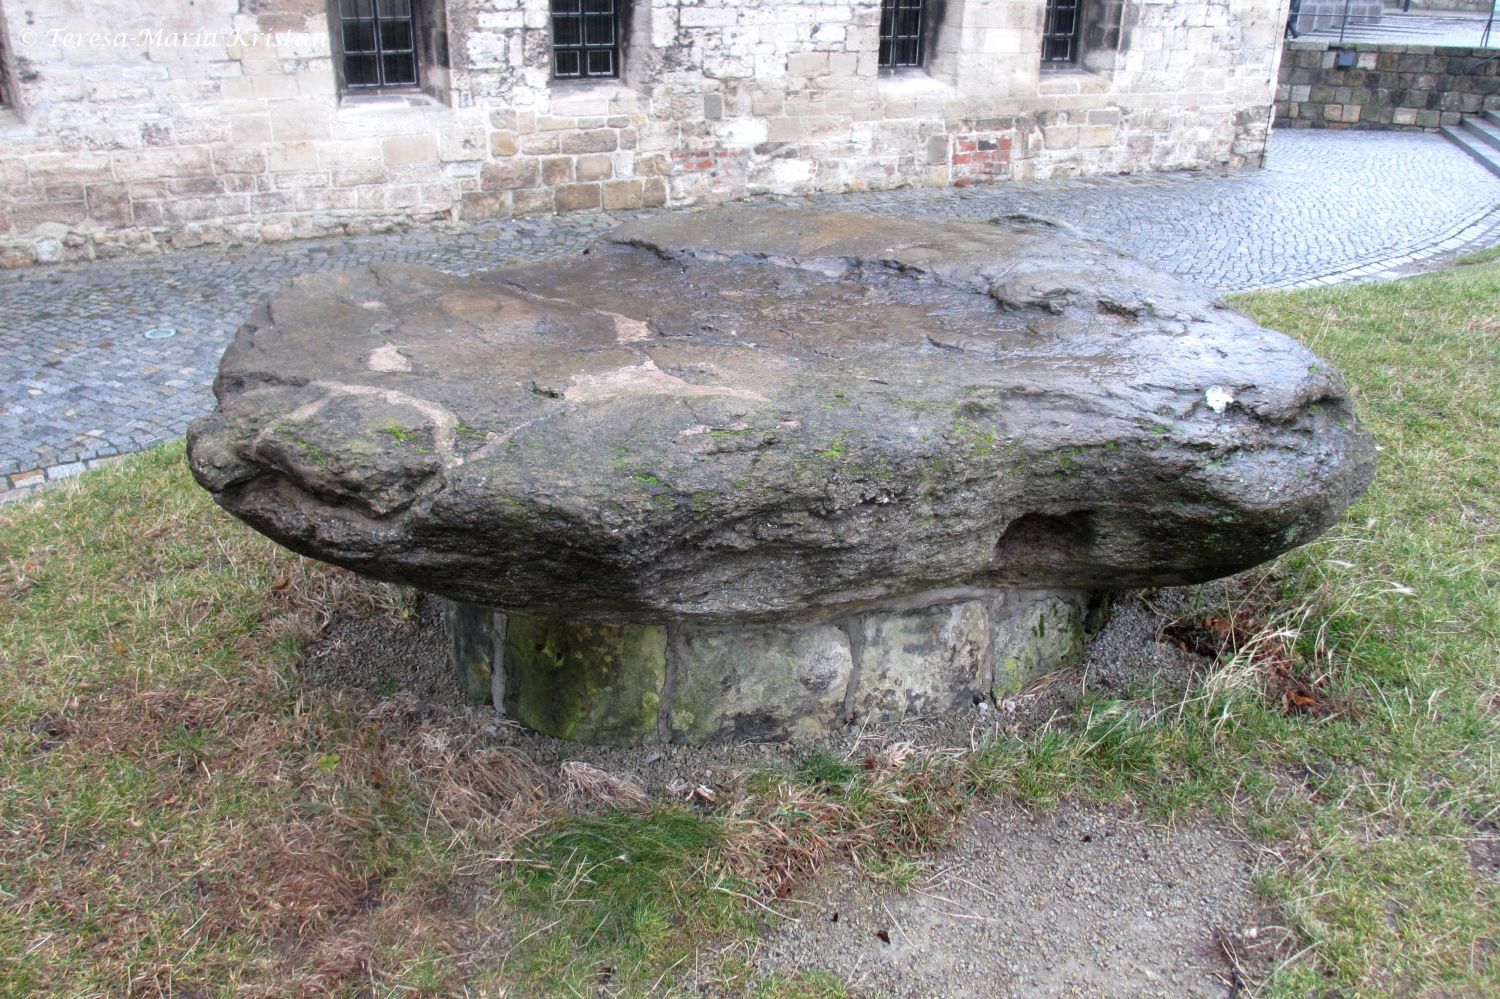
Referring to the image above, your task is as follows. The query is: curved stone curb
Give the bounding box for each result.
[440,590,1106,746]
[0,453,135,506]
[1257,203,1500,291]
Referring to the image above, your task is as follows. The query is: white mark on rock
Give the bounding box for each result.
[360,300,387,311]
[247,383,467,515]
[367,344,412,373]
[1205,386,1234,414]
[564,359,768,404]
[604,310,654,343]
[680,421,750,437]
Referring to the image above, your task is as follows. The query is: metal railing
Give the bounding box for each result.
[1287,0,1500,48]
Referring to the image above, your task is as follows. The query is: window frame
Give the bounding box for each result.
[334,0,422,93]
[1041,0,1082,66]
[0,3,12,109]
[878,0,927,71]
[550,0,622,81]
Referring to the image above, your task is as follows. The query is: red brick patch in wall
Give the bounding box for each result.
[671,149,747,173]
[950,133,1012,186]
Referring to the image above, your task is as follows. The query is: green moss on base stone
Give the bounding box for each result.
[992,592,1090,697]
[503,616,666,746]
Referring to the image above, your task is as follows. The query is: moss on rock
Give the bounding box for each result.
[503,616,667,746]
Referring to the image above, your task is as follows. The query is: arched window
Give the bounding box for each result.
[879,0,926,70]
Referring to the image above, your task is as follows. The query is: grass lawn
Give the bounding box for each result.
[1,258,1496,997]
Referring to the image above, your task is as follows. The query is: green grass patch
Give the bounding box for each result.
[1217,266,1500,995]
[795,751,862,788]
[500,808,748,995]
[751,969,859,998]
[1455,244,1500,267]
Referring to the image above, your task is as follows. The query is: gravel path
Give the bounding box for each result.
[746,806,1255,999]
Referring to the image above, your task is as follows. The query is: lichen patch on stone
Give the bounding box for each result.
[367,344,412,373]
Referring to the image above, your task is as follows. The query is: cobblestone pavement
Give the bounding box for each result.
[3,128,1499,496]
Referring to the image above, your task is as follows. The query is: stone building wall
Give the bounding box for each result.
[1275,39,1500,128]
[0,0,1289,266]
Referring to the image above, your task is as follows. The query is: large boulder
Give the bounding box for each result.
[190,207,1374,622]
[188,207,1375,742]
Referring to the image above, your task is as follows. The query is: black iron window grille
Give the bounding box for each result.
[879,0,925,70]
[1042,0,1081,64]
[552,0,620,79]
[338,0,419,89]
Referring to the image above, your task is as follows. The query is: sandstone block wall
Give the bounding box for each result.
[1275,39,1500,129]
[0,0,1289,266]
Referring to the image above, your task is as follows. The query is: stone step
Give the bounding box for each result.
[1485,109,1500,130]
[1442,122,1500,179]
[1464,115,1500,153]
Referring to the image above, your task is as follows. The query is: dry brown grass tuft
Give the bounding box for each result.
[723,785,862,901]
[561,760,653,813]
[1,528,552,990]
[720,744,970,903]
[1159,569,1350,722]
[205,821,373,942]
[227,886,473,998]
[263,557,414,650]
[1212,912,1300,999]
[2,662,561,993]
[199,694,554,995]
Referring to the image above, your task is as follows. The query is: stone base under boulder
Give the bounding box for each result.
[441,589,1106,745]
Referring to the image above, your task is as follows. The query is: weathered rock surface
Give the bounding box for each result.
[189,206,1375,626]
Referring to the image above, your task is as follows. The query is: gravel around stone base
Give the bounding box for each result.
[299,591,1208,789]
[741,805,1253,999]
